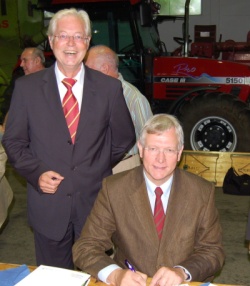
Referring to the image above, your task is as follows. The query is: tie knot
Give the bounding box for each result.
[155,187,163,197]
[62,78,77,90]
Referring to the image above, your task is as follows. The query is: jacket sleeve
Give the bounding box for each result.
[72,178,117,277]
[178,183,225,282]
[109,82,136,166]
[2,78,50,189]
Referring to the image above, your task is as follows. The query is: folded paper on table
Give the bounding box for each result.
[179,283,216,286]
[14,265,91,286]
[0,264,30,286]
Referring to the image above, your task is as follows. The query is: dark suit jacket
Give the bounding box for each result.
[73,166,225,282]
[2,64,135,240]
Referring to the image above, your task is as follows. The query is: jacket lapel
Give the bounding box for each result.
[129,167,160,250]
[41,65,96,142]
[74,66,97,141]
[159,169,189,261]
[42,65,68,131]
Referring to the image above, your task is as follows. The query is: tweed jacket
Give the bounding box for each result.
[73,166,225,282]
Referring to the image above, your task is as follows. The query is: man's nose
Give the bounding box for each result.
[156,150,166,162]
[67,36,76,45]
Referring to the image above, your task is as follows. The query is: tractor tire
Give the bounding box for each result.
[178,91,250,152]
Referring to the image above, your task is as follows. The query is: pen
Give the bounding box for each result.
[124,259,136,272]
[82,277,90,286]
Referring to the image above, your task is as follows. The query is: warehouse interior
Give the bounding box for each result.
[1,0,250,285]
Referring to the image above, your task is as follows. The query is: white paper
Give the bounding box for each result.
[179,284,217,286]
[15,265,91,286]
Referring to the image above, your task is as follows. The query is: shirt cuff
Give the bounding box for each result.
[174,265,192,281]
[98,264,122,284]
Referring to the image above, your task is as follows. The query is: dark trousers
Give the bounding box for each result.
[34,198,83,269]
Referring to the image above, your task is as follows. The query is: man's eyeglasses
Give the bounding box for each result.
[53,33,90,43]
[144,147,179,156]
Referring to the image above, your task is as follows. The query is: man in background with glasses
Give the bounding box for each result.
[73,114,225,286]
[3,8,135,269]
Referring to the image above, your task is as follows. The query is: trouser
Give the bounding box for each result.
[34,195,82,269]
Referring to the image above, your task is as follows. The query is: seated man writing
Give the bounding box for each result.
[73,114,225,286]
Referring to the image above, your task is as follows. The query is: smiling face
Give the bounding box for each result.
[48,15,90,77]
[138,127,183,185]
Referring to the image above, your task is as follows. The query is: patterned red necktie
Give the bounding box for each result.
[62,78,79,144]
[154,187,165,239]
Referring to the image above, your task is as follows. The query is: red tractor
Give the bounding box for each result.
[144,0,250,152]
[148,56,250,152]
[5,0,250,151]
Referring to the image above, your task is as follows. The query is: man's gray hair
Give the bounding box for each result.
[47,8,91,38]
[23,47,45,64]
[139,114,184,150]
[32,48,45,64]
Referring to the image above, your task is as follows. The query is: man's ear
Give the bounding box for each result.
[137,141,143,158]
[177,145,184,162]
[100,63,109,75]
[48,36,54,50]
[35,57,40,65]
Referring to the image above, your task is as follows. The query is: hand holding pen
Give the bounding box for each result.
[124,259,147,285]
[125,259,136,272]
[107,259,147,286]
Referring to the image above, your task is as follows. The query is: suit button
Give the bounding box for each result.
[67,194,72,198]
[72,166,77,171]
[67,140,72,145]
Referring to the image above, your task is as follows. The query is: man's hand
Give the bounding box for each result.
[38,171,64,194]
[107,269,147,286]
[149,267,186,286]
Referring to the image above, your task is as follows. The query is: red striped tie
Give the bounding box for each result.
[154,187,165,239]
[62,78,79,144]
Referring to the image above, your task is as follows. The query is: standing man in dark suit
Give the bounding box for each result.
[73,114,225,286]
[2,8,135,269]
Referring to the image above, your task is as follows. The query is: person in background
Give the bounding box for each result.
[0,47,45,135]
[20,47,45,75]
[85,45,153,173]
[2,8,135,269]
[73,114,225,286]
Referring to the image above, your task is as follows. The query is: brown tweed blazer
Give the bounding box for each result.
[73,166,225,282]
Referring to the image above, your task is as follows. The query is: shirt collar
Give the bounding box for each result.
[55,62,85,85]
[118,72,124,81]
[143,171,173,197]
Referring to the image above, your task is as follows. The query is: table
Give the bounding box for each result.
[0,263,239,286]
[88,277,239,286]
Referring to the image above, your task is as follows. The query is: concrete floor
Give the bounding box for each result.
[0,163,249,285]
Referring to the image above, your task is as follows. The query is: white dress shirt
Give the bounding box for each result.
[55,62,85,110]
